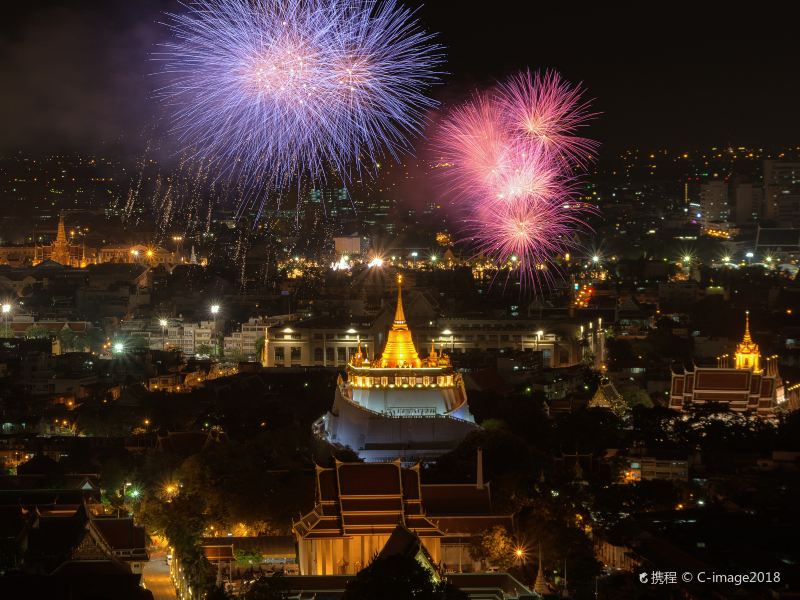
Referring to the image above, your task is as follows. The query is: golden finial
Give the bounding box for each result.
[743,310,752,342]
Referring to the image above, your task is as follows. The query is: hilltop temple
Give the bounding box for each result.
[316,275,478,463]
[669,311,783,414]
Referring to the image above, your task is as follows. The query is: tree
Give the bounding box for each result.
[196,344,213,356]
[469,525,516,571]
[86,327,106,352]
[206,585,234,600]
[254,335,266,360]
[243,573,289,600]
[57,328,77,352]
[617,383,653,410]
[25,325,50,339]
[343,555,467,600]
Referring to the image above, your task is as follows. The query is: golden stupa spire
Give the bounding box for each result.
[393,274,407,325]
[742,310,752,344]
[379,274,421,368]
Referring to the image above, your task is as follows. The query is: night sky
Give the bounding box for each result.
[2,0,799,156]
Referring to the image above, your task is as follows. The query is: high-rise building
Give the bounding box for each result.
[307,187,351,218]
[763,160,800,224]
[698,180,729,226]
[731,182,762,225]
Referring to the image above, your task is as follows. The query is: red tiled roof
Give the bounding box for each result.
[337,462,401,497]
[421,484,492,516]
[340,498,403,513]
[92,518,147,553]
[432,515,513,535]
[400,465,421,500]
[203,545,234,561]
[317,468,337,503]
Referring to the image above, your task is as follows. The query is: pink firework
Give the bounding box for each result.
[435,69,598,289]
[436,92,567,207]
[498,70,599,169]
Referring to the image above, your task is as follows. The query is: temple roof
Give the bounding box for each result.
[379,275,421,368]
[736,311,760,356]
[295,461,512,541]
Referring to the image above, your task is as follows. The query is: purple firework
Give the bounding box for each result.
[156,0,443,208]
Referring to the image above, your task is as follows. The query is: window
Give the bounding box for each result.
[314,348,323,362]
[326,347,334,362]
[337,347,347,364]
[291,347,302,362]
[274,347,285,362]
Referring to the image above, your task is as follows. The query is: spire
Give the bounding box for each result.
[743,310,752,343]
[735,310,761,372]
[533,544,549,595]
[378,274,420,368]
[56,213,67,244]
[393,274,406,325]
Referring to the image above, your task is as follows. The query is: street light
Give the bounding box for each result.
[159,318,168,351]
[210,305,220,356]
[441,329,454,352]
[1,303,10,338]
[113,342,125,354]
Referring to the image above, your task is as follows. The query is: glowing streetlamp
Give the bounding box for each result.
[1,303,10,338]
[442,329,454,352]
[210,304,220,356]
[113,342,125,354]
[159,318,168,350]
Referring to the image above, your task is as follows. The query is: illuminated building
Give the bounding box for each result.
[293,456,513,575]
[669,312,783,414]
[316,276,478,462]
[33,214,88,268]
[763,160,800,224]
[698,180,729,226]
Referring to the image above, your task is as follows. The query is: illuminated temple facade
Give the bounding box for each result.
[316,276,478,462]
[669,312,783,414]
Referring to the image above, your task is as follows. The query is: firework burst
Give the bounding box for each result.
[498,70,599,168]
[436,70,598,288]
[157,0,443,213]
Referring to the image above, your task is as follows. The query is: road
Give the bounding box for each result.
[143,550,178,600]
